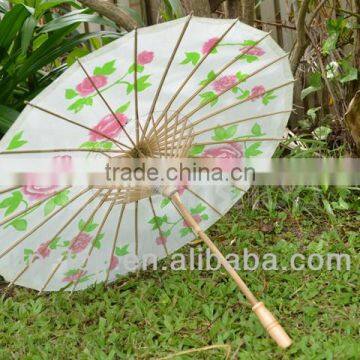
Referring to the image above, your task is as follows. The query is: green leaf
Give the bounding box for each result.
[161,198,170,208]
[66,46,89,67]
[199,70,216,86]
[251,123,262,136]
[126,83,134,94]
[313,126,332,140]
[20,15,36,55]
[128,63,144,73]
[245,142,263,157]
[115,244,129,256]
[93,233,104,249]
[188,145,205,156]
[0,191,23,216]
[49,237,60,250]
[262,90,277,105]
[65,88,78,99]
[243,54,258,63]
[301,72,322,100]
[116,101,130,113]
[236,71,248,82]
[180,52,200,66]
[201,214,209,221]
[10,218,27,231]
[199,91,218,107]
[322,32,339,55]
[54,190,70,206]
[339,66,358,83]
[67,97,93,113]
[79,141,96,149]
[240,40,257,46]
[180,227,192,237]
[0,105,19,133]
[101,141,113,150]
[191,204,206,215]
[136,75,152,92]
[78,219,98,233]
[0,4,31,59]
[40,11,117,34]
[93,60,116,76]
[6,131,27,150]
[236,89,250,100]
[212,125,237,141]
[44,199,56,216]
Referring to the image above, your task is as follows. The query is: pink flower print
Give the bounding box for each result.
[183,214,202,228]
[250,85,266,101]
[22,184,58,201]
[76,75,107,97]
[212,75,237,94]
[109,255,119,271]
[52,155,73,173]
[202,37,219,55]
[203,143,244,172]
[137,51,154,65]
[89,113,128,141]
[63,270,87,283]
[241,46,265,56]
[70,233,92,254]
[36,241,51,259]
[156,236,167,246]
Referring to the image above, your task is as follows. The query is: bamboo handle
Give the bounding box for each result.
[167,190,292,349]
[252,302,292,349]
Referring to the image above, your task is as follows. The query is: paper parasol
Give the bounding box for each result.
[0,16,294,348]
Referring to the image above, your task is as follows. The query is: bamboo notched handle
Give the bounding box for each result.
[252,302,292,349]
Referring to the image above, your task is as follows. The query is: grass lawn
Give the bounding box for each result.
[0,187,358,359]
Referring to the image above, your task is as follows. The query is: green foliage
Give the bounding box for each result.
[0,0,121,135]
[0,187,358,358]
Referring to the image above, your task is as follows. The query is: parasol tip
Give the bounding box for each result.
[252,302,292,349]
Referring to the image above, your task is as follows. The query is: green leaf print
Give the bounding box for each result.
[67,97,93,113]
[0,191,24,216]
[191,204,206,215]
[251,123,263,137]
[6,131,27,150]
[188,145,205,156]
[262,90,277,105]
[199,91,218,106]
[199,70,216,86]
[212,125,237,141]
[93,60,116,76]
[160,198,171,208]
[245,142,263,157]
[115,244,129,256]
[9,218,27,231]
[128,63,144,73]
[136,75,152,92]
[116,101,130,113]
[78,219,98,233]
[93,233,105,249]
[180,52,200,66]
[65,89,78,99]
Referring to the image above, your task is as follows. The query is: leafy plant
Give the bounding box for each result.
[0,0,121,134]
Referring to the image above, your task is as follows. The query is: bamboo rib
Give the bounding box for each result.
[5,187,92,289]
[0,148,119,157]
[167,110,293,144]
[77,59,137,149]
[104,203,126,284]
[148,197,168,256]
[39,188,110,293]
[157,52,289,141]
[0,186,71,228]
[153,18,239,134]
[175,115,190,158]
[0,186,21,195]
[25,102,131,151]
[135,200,139,256]
[185,187,223,216]
[134,28,140,145]
[71,196,117,292]
[0,187,85,262]
[190,137,285,147]
[170,113,180,157]
[159,79,295,146]
[141,14,193,141]
[153,32,272,137]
